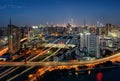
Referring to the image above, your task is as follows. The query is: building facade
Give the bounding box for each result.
[87,33,100,58]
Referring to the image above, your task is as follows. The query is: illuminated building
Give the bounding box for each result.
[80,33,84,49]
[28,27,34,41]
[32,26,40,36]
[67,23,72,34]
[80,26,90,50]
[20,26,29,38]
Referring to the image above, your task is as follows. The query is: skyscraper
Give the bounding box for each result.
[8,19,21,54]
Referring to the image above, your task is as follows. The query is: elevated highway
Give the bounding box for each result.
[0,52,120,67]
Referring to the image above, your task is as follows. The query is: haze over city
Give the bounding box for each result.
[0,0,120,26]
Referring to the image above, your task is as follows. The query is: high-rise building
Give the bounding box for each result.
[28,27,34,41]
[87,33,100,58]
[8,20,21,54]
[67,23,72,33]
[32,26,40,36]
[80,26,90,50]
[80,33,84,49]
[106,23,113,35]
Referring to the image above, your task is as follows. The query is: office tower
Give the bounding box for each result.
[8,19,21,54]
[80,33,84,49]
[87,33,100,58]
[80,33,88,50]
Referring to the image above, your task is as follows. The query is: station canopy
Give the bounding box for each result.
[41,43,76,48]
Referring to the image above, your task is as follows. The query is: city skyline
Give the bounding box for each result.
[1,1,120,80]
[0,0,120,26]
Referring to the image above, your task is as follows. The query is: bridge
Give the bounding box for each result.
[0,52,120,67]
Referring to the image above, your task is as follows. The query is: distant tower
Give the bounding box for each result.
[84,19,86,27]
[97,21,100,27]
[82,19,86,33]
[71,18,74,27]
[68,18,74,27]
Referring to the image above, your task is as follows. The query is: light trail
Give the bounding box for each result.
[0,37,27,57]
[6,39,61,81]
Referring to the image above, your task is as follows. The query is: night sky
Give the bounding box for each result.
[0,0,120,26]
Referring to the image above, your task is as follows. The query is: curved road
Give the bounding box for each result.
[0,52,120,67]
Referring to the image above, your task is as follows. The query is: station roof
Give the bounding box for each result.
[41,43,76,49]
